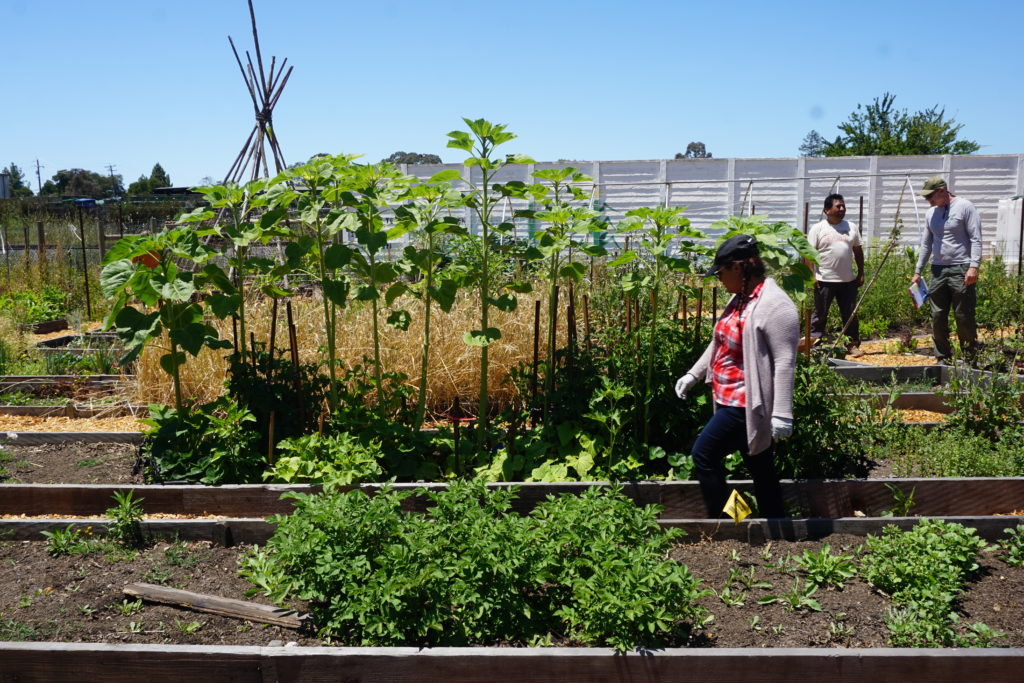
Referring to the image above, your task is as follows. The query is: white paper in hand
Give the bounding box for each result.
[908,279,929,309]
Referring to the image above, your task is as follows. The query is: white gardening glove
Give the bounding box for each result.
[771,416,793,440]
[674,373,698,400]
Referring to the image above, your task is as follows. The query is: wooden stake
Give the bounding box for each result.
[530,300,540,428]
[694,287,703,344]
[267,297,278,380]
[266,411,275,465]
[286,300,305,427]
[582,294,591,353]
[36,221,46,273]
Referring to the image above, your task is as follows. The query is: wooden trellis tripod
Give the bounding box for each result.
[223,0,292,183]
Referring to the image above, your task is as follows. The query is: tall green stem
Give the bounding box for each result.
[313,217,340,412]
[543,251,559,424]
[414,234,435,431]
[170,338,183,412]
[477,149,492,447]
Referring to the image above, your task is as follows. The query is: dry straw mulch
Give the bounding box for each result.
[0,415,145,432]
[131,293,569,412]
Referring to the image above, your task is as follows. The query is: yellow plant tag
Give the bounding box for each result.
[723,489,752,524]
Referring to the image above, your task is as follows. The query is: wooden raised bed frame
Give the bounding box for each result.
[0,643,1021,682]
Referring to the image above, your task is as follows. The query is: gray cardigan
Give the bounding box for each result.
[686,277,800,454]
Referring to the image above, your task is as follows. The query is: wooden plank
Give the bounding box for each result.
[2,479,1023,528]
[1,643,1022,683]
[123,582,309,629]
[0,643,261,682]
[0,484,314,516]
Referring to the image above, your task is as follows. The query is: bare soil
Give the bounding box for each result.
[0,442,143,485]
[1,535,1021,648]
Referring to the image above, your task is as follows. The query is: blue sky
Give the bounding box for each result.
[5,0,1022,188]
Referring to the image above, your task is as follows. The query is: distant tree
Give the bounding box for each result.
[3,163,34,197]
[128,162,172,195]
[381,151,443,165]
[39,168,123,199]
[127,175,151,195]
[149,163,171,188]
[800,93,980,157]
[799,131,828,157]
[675,142,712,159]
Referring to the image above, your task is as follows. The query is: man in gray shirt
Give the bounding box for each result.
[911,176,982,361]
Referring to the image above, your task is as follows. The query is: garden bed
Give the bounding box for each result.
[0,533,1022,655]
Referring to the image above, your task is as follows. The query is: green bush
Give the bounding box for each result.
[0,285,68,325]
[995,526,1024,568]
[862,519,996,647]
[242,482,708,650]
[853,245,927,339]
[266,432,384,485]
[976,254,1024,335]
[774,356,888,479]
[141,396,261,484]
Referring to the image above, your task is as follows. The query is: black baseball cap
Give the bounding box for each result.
[704,234,759,277]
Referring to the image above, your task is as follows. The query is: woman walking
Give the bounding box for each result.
[675,234,799,518]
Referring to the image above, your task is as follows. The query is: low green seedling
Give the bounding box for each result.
[105,490,145,548]
[794,543,857,589]
[995,526,1024,567]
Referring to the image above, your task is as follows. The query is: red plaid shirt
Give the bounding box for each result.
[710,281,764,407]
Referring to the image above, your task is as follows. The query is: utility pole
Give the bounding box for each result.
[106,164,118,196]
[35,159,44,193]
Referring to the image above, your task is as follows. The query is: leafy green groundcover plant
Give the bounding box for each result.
[861,519,1000,647]
[241,482,708,650]
[0,285,68,325]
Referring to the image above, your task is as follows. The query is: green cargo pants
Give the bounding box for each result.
[929,263,977,361]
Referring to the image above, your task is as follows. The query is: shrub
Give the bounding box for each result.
[774,356,887,479]
[853,244,927,339]
[141,396,261,484]
[0,285,68,325]
[862,519,995,647]
[241,482,708,650]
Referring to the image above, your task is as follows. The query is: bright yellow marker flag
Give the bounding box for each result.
[723,489,752,524]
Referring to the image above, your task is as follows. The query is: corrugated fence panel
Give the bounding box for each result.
[666,159,732,233]
[395,155,1021,252]
[734,159,801,227]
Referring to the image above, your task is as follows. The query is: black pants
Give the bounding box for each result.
[810,280,859,344]
[692,405,785,518]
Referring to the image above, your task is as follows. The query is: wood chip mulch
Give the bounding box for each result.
[892,408,947,423]
[846,339,937,367]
